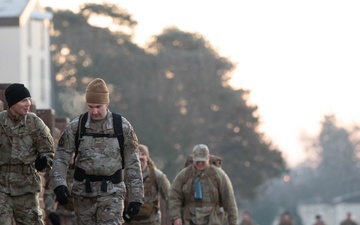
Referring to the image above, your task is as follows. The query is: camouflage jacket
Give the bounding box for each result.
[169,165,238,225]
[0,111,54,196]
[51,111,144,202]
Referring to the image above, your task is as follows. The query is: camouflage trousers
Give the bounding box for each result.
[73,192,123,225]
[0,192,43,225]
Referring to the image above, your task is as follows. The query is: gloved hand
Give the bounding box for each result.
[48,212,61,225]
[122,210,132,222]
[122,202,142,222]
[35,156,47,171]
[54,185,69,205]
[126,202,142,215]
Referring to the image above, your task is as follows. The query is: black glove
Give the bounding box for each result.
[122,202,142,222]
[48,212,61,225]
[35,156,47,171]
[122,210,132,222]
[126,202,142,215]
[54,185,69,205]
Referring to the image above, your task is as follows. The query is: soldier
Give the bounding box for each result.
[50,78,144,225]
[169,144,238,225]
[314,214,325,225]
[278,211,295,225]
[239,211,257,225]
[0,83,54,225]
[340,213,358,225]
[124,144,171,225]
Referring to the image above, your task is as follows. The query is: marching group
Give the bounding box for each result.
[0,79,240,225]
[1,79,357,225]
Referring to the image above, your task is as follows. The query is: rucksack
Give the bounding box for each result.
[73,112,124,169]
[184,154,223,168]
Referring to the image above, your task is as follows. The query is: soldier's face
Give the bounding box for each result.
[194,160,209,171]
[242,214,250,221]
[10,97,31,116]
[87,103,108,120]
[139,151,148,171]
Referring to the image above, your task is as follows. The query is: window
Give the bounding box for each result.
[27,22,32,47]
[27,56,32,90]
[40,59,45,100]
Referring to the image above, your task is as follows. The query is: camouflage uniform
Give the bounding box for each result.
[124,165,171,225]
[0,111,54,225]
[51,111,144,225]
[341,220,358,225]
[169,165,238,225]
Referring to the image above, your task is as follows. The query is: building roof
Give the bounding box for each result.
[0,0,51,27]
[0,0,28,17]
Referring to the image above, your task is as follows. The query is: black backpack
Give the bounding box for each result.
[73,112,125,169]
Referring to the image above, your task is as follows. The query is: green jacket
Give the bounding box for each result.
[0,111,54,196]
[169,164,238,225]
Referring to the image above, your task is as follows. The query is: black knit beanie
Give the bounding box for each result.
[5,83,31,108]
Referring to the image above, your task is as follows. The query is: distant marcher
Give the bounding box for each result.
[340,213,358,225]
[123,144,171,225]
[0,83,54,224]
[169,144,238,225]
[314,214,325,225]
[278,211,295,225]
[239,211,257,225]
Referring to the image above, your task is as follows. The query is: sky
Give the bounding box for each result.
[39,0,360,167]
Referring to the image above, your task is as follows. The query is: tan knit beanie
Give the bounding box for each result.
[85,78,109,104]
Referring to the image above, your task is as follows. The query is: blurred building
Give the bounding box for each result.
[0,0,53,108]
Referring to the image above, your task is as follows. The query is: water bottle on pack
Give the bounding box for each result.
[194,179,202,200]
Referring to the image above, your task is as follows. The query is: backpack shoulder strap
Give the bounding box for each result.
[112,113,124,169]
[183,165,194,196]
[149,165,158,192]
[149,165,160,207]
[208,165,222,206]
[73,112,87,168]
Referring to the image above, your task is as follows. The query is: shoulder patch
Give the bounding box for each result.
[58,137,65,147]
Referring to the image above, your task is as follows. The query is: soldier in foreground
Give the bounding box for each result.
[169,144,238,225]
[0,83,54,224]
[51,78,144,225]
[124,144,171,225]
